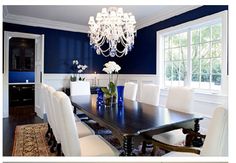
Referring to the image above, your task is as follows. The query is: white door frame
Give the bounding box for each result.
[3,31,44,118]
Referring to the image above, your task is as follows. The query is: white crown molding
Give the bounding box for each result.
[3,12,89,33]
[3,6,201,33]
[136,5,201,30]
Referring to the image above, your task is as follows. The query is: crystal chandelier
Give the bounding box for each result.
[88,7,136,57]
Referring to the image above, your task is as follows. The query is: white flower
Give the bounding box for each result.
[78,69,83,73]
[77,64,83,69]
[104,61,120,73]
[103,67,112,74]
[73,60,79,65]
[82,65,88,70]
[114,64,121,72]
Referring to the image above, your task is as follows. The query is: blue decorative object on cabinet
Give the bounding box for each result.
[117,85,124,106]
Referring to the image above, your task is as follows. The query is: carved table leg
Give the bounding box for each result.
[120,135,136,156]
[192,119,204,147]
[184,119,204,147]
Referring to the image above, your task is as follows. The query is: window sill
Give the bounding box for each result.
[160,88,227,97]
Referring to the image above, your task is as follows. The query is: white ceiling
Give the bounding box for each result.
[4,5,200,32]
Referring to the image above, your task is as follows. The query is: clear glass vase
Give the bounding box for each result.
[103,95,117,108]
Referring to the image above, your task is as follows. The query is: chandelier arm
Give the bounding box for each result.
[95,37,106,46]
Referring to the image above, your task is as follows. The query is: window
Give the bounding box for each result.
[159,12,227,93]
[191,23,222,90]
[164,32,187,87]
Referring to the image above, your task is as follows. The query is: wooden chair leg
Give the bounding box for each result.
[141,141,147,154]
[48,130,54,146]
[45,123,51,138]
[56,143,62,156]
[50,135,57,153]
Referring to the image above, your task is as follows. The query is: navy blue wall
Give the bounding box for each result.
[3,5,228,74]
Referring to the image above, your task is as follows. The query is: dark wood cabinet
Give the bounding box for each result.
[9,84,34,107]
[9,38,35,72]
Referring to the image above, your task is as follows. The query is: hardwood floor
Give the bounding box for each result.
[3,113,47,156]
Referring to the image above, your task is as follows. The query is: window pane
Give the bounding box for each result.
[212,24,222,41]
[164,49,172,61]
[172,48,180,60]
[192,58,200,74]
[201,74,210,82]
[201,26,211,43]
[179,32,187,47]
[191,74,200,88]
[201,59,211,74]
[191,45,199,58]
[192,73,200,82]
[212,58,221,74]
[201,74,210,89]
[170,34,179,48]
[164,36,169,49]
[212,74,221,85]
[180,61,187,81]
[200,43,210,58]
[180,47,187,60]
[165,62,172,81]
[212,41,222,58]
[191,29,200,44]
[172,62,179,81]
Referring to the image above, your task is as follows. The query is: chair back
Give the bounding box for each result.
[53,91,81,156]
[166,86,193,113]
[41,84,53,128]
[140,84,160,106]
[201,106,228,156]
[70,81,91,96]
[124,82,138,101]
[47,85,62,143]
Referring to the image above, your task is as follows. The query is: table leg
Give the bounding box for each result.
[184,119,204,147]
[192,119,204,147]
[120,135,136,156]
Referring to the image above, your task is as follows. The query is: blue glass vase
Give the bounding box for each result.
[117,85,124,106]
[96,88,104,105]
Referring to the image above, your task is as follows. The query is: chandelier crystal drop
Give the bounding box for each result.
[88,7,136,57]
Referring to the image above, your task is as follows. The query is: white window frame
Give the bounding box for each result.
[157,11,228,95]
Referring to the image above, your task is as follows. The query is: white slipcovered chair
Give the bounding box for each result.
[70,81,91,96]
[50,88,95,139]
[41,84,53,139]
[54,91,119,156]
[152,86,193,145]
[124,82,138,101]
[163,106,228,156]
[70,81,91,117]
[140,84,160,106]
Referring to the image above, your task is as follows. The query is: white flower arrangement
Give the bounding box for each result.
[101,61,121,100]
[71,59,88,81]
[102,61,121,74]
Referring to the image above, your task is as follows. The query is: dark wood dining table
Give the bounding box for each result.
[71,95,203,156]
